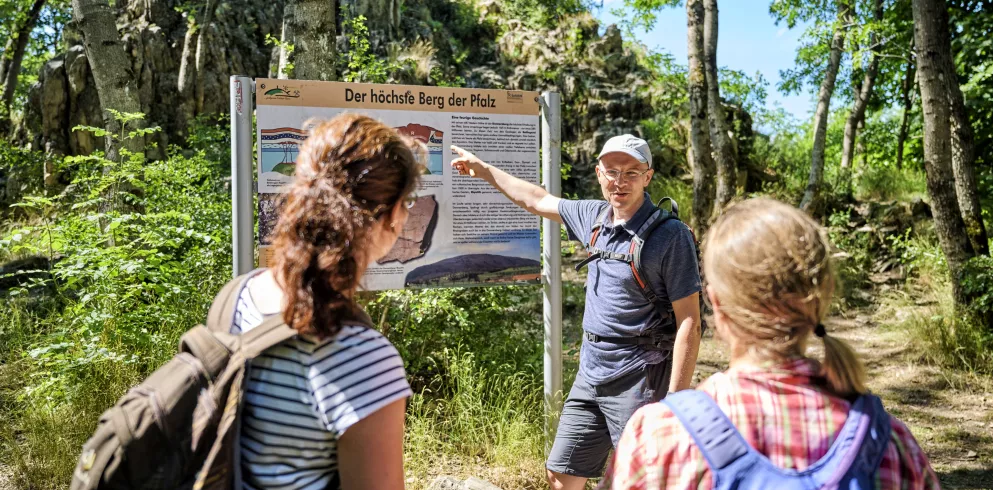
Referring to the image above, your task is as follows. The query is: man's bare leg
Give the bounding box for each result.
[547,469,587,490]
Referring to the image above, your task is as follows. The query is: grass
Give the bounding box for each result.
[875,226,993,376]
[404,350,546,489]
[855,165,928,203]
[0,286,557,490]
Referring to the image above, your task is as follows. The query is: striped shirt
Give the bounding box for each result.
[231,281,412,490]
[599,359,940,490]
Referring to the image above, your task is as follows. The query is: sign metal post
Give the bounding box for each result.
[540,91,563,450]
[230,75,255,277]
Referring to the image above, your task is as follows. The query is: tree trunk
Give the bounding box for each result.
[291,0,337,81]
[944,39,989,256]
[896,47,916,170]
[278,4,295,79]
[177,20,197,124]
[71,0,144,162]
[913,0,976,307]
[703,0,736,216]
[194,0,217,114]
[839,0,882,198]
[176,0,217,121]
[686,0,715,235]
[0,0,47,132]
[0,38,14,84]
[800,0,849,211]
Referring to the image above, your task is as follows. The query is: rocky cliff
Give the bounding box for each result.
[16,0,675,196]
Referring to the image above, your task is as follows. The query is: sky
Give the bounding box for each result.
[593,1,814,122]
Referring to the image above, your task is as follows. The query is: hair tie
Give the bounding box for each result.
[814,323,827,338]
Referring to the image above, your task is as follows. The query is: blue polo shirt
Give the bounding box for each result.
[559,193,701,385]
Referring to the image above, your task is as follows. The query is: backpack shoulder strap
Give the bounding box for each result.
[629,203,680,329]
[575,205,613,271]
[807,394,892,488]
[663,390,754,471]
[588,204,611,251]
[238,307,376,360]
[179,274,256,378]
[238,315,299,359]
[206,272,260,333]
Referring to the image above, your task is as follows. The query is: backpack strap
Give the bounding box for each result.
[663,390,753,471]
[629,205,679,331]
[575,206,613,271]
[206,270,264,333]
[807,394,892,488]
[238,315,299,359]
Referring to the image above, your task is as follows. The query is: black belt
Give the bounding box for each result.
[584,331,676,350]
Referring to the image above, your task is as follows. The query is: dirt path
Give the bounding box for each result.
[692,309,993,490]
[0,464,13,490]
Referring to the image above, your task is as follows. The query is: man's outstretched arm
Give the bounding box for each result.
[451,145,562,223]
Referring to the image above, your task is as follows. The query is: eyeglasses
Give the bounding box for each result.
[404,194,418,209]
[598,164,651,182]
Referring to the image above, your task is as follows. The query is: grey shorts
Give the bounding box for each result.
[546,360,672,478]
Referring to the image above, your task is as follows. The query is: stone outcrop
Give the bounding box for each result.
[16,0,286,158]
[427,476,503,490]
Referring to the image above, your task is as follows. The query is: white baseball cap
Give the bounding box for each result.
[598,134,652,167]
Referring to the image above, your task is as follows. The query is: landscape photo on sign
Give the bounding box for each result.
[393,123,444,175]
[260,127,307,176]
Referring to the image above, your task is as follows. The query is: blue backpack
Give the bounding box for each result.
[663,390,892,490]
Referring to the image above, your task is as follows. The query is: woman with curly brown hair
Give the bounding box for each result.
[230,114,420,490]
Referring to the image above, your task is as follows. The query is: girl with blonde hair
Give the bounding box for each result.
[601,198,940,490]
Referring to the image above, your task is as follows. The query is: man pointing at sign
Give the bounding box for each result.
[450,136,702,490]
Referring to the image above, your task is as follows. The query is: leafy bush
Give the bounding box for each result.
[826,209,874,305]
[961,255,993,329]
[363,285,544,391]
[0,113,232,485]
[0,139,48,212]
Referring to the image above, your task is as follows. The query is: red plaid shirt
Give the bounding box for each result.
[599,359,940,490]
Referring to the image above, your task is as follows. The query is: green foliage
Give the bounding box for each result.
[343,15,392,83]
[363,285,543,389]
[2,111,231,405]
[888,226,946,280]
[0,138,47,210]
[1,0,71,120]
[826,209,873,304]
[854,164,926,202]
[961,256,993,328]
[612,0,681,33]
[341,14,418,84]
[405,349,543,487]
[884,228,993,375]
[500,0,590,28]
[719,69,769,116]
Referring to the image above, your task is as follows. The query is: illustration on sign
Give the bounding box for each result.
[260,127,306,177]
[394,124,444,175]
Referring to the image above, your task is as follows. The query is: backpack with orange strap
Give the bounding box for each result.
[575,197,707,348]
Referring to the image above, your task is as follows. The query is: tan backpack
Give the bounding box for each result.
[70,272,372,490]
